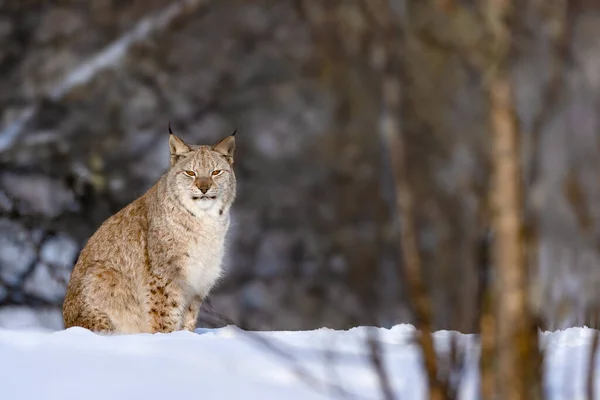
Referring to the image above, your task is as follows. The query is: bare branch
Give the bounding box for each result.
[238,328,367,400]
[359,1,448,398]
[366,329,396,400]
[50,0,210,99]
[446,332,466,400]
[0,0,212,155]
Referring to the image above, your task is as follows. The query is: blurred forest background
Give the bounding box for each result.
[0,0,596,335]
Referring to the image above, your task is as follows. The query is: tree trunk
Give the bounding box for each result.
[486,1,542,399]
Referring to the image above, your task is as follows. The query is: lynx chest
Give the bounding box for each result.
[181,222,228,298]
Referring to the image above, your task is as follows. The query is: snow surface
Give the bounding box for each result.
[0,324,597,400]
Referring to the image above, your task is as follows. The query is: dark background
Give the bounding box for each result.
[0,0,597,332]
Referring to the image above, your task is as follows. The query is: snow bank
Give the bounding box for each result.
[0,324,597,399]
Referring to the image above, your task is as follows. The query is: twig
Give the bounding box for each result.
[323,337,348,400]
[238,328,368,400]
[366,329,396,400]
[446,332,466,400]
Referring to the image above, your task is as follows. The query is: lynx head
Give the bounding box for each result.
[166,123,237,215]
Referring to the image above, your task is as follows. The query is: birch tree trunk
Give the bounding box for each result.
[486,1,542,399]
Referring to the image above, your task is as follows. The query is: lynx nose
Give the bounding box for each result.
[195,177,212,194]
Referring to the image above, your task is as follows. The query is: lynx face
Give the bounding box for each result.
[168,131,236,214]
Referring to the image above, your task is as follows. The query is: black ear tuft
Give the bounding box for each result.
[169,120,174,135]
[231,129,237,137]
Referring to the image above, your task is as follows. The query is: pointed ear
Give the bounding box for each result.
[212,133,235,165]
[169,133,191,155]
[168,123,191,166]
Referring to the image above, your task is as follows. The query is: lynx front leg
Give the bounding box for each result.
[147,277,185,333]
[183,295,202,332]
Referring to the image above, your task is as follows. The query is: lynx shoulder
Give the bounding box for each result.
[62,126,237,334]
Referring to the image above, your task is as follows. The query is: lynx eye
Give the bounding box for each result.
[211,170,223,176]
[183,170,196,177]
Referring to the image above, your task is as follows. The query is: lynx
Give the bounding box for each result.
[63,125,237,334]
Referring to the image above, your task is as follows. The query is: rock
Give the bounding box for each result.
[0,173,77,218]
[0,306,63,331]
[0,220,36,286]
[23,262,69,303]
[40,235,78,268]
[0,189,12,212]
[21,235,77,302]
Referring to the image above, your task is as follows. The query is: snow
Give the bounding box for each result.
[0,324,597,399]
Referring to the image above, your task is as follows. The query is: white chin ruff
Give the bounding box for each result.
[193,197,218,211]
